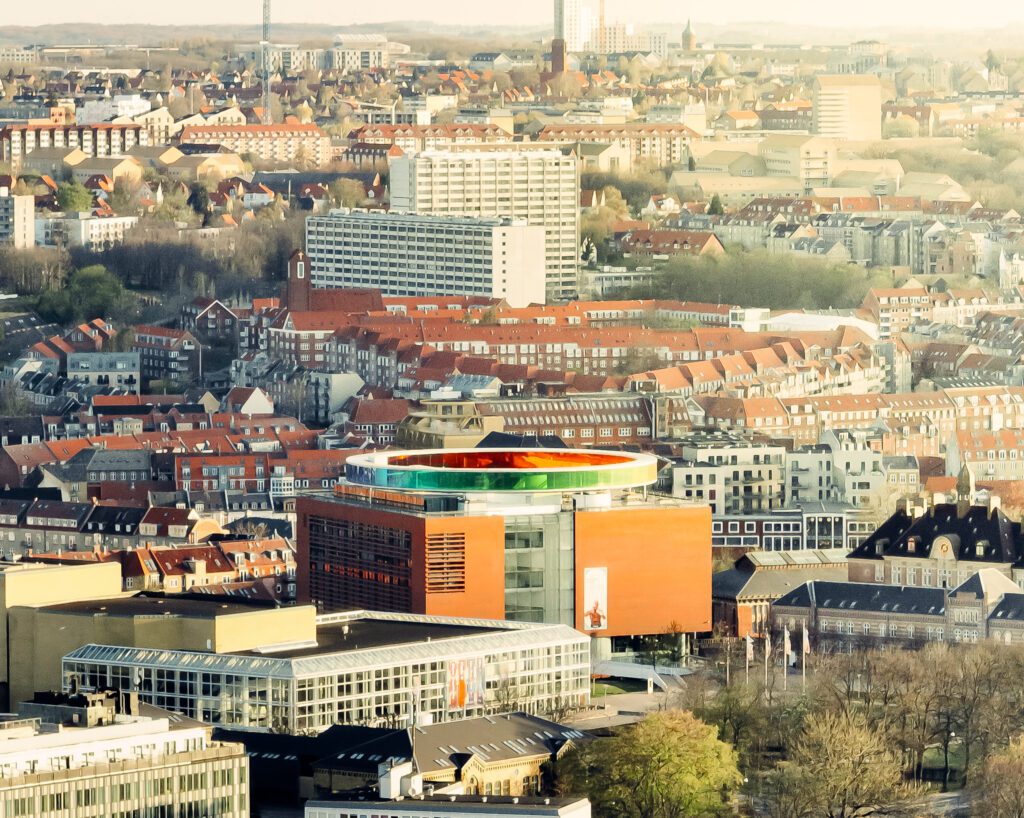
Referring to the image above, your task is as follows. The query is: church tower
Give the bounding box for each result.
[956,462,975,518]
[683,19,697,52]
[286,249,311,312]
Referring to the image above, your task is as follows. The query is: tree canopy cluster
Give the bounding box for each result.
[869,127,1024,211]
[556,641,1024,817]
[625,250,893,311]
[36,265,133,325]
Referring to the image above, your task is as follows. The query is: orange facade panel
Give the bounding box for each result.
[573,505,712,637]
[418,515,506,620]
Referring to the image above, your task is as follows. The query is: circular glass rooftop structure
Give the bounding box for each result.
[344,448,659,493]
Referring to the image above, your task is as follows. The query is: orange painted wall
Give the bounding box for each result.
[736,604,754,639]
[418,515,506,620]
[573,505,712,637]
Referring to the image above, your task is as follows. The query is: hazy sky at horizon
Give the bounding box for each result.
[6,1,1024,30]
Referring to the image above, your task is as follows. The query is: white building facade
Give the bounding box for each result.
[389,150,580,302]
[0,192,33,249]
[0,704,248,818]
[305,210,546,307]
[63,610,591,734]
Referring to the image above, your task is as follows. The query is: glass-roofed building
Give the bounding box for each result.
[61,608,589,734]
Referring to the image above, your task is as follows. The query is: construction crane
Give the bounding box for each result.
[261,0,272,124]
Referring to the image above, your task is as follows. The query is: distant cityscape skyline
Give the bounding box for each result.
[5,1,1024,31]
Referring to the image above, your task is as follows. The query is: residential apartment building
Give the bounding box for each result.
[537,124,698,167]
[669,431,787,515]
[351,124,512,153]
[555,0,593,51]
[0,691,248,818]
[36,213,140,251]
[243,35,394,73]
[812,75,883,141]
[479,394,655,446]
[330,34,391,71]
[861,285,932,339]
[76,94,151,125]
[389,149,580,301]
[0,191,33,249]
[66,352,140,394]
[394,400,505,448]
[176,453,270,493]
[0,47,38,65]
[946,428,1024,481]
[177,124,331,166]
[181,297,242,343]
[338,397,410,445]
[0,123,147,170]
[757,134,837,191]
[133,325,200,385]
[305,211,547,307]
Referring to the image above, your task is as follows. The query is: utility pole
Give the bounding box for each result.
[261,0,272,124]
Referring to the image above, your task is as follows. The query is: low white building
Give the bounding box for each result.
[0,690,248,818]
[306,796,591,818]
[64,609,591,734]
[306,210,547,307]
[76,94,152,125]
[35,212,139,251]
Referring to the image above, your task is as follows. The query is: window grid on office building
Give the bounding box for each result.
[308,515,412,611]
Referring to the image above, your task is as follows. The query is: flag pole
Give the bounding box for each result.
[802,622,808,691]
[783,627,788,693]
[764,636,769,689]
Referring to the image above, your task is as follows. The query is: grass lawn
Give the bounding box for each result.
[591,678,649,696]
[922,742,966,771]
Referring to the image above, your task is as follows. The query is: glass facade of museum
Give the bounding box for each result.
[62,613,590,733]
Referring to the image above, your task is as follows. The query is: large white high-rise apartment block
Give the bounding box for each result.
[389,149,580,301]
[305,210,546,307]
[812,75,882,141]
[0,188,33,250]
[555,0,597,52]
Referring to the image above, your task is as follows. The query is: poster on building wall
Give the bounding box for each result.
[583,566,608,631]
[447,657,485,710]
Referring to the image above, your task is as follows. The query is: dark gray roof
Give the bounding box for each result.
[45,593,268,619]
[713,563,848,601]
[775,580,945,616]
[237,618,503,659]
[990,593,1024,622]
[316,712,588,777]
[851,503,1018,564]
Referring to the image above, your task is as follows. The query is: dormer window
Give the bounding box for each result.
[907,537,916,554]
